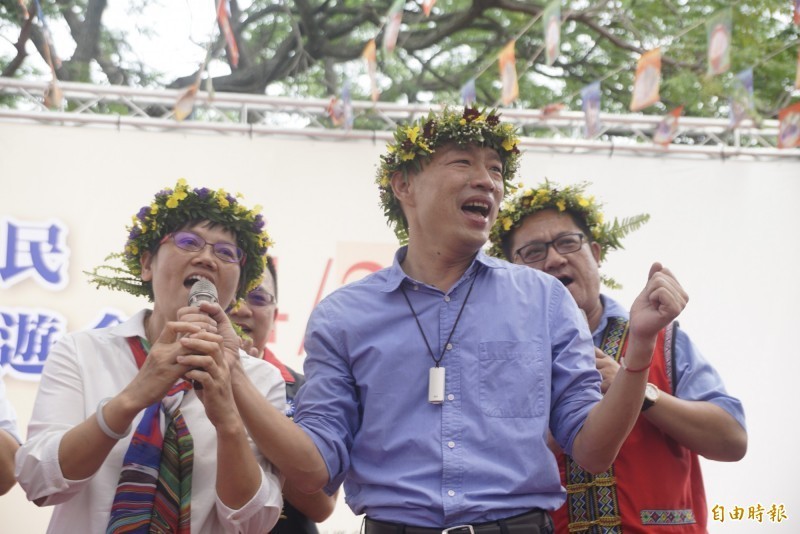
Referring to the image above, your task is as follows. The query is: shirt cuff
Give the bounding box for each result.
[215,467,283,532]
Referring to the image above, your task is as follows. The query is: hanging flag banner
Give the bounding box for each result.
[174,82,200,122]
[729,67,754,128]
[363,39,380,102]
[795,0,800,25]
[327,78,353,129]
[653,106,684,146]
[778,102,800,148]
[17,0,30,20]
[630,48,661,111]
[581,81,602,138]
[707,8,732,76]
[44,78,63,110]
[543,0,561,66]
[217,0,239,68]
[423,0,436,17]
[33,0,61,69]
[499,40,519,105]
[461,78,477,106]
[383,0,404,54]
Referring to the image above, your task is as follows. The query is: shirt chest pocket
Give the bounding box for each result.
[479,341,546,418]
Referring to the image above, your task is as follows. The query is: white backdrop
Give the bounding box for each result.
[1,121,798,533]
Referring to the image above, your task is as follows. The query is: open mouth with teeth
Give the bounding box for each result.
[184,275,212,289]
[462,201,491,219]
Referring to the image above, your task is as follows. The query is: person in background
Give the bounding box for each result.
[0,371,22,496]
[15,179,284,533]
[488,180,747,533]
[217,106,689,534]
[230,255,337,534]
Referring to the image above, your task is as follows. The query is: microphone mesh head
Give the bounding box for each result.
[189,279,218,306]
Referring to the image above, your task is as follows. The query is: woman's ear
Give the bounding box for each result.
[140,250,154,282]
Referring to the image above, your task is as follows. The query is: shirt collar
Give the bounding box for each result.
[593,294,630,338]
[381,246,504,293]
[109,308,149,339]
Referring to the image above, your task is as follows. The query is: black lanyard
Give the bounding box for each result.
[399,271,478,368]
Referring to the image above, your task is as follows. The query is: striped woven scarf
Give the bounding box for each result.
[106,337,194,534]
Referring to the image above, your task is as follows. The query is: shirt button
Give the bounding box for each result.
[446,343,453,350]
[444,295,451,302]
[413,284,419,291]
[448,490,456,497]
[448,441,455,448]
[447,394,455,401]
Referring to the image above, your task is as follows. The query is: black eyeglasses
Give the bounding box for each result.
[514,233,585,264]
[245,288,276,307]
[162,231,245,264]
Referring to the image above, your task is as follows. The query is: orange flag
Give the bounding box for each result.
[653,106,684,146]
[383,0,404,53]
[630,48,661,112]
[778,102,800,148]
[174,82,200,121]
[363,39,380,102]
[498,40,518,105]
[423,0,436,16]
[217,0,239,68]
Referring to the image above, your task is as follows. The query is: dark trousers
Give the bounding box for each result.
[364,509,553,534]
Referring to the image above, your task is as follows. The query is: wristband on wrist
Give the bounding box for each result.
[96,397,131,440]
[620,357,651,373]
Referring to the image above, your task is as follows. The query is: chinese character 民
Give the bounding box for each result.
[0,217,70,290]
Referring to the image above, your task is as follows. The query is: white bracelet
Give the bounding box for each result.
[96,397,131,440]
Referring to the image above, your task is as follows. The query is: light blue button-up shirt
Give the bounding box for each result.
[294,248,602,527]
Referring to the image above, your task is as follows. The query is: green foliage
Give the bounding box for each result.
[0,0,797,120]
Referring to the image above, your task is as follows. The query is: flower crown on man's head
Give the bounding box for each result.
[376,106,522,243]
[87,178,272,301]
[487,180,650,288]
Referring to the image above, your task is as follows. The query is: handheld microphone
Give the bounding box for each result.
[189,278,218,307]
[187,279,218,389]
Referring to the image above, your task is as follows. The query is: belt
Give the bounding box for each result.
[364,509,552,534]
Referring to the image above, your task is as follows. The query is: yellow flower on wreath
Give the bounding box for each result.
[487,180,651,289]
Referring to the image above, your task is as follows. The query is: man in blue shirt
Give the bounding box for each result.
[237,107,690,533]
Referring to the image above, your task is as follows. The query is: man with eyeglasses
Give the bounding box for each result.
[229,256,338,534]
[488,181,747,533]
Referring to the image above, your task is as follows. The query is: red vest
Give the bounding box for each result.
[551,320,708,533]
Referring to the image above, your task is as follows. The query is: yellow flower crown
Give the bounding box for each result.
[86,179,273,301]
[487,180,650,289]
[376,106,522,243]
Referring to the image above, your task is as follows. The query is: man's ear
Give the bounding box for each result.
[140,250,154,282]
[590,241,602,265]
[390,170,413,206]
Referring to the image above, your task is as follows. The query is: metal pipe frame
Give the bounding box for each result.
[1,77,798,161]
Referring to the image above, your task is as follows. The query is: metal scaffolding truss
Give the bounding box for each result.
[1,77,798,160]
